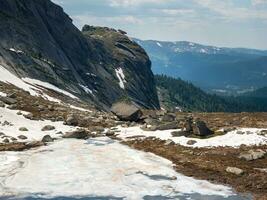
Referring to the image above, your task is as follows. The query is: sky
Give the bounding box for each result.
[52,0,267,49]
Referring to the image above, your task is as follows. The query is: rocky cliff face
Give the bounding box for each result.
[0,0,159,110]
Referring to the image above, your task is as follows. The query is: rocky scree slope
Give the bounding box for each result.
[0,0,159,110]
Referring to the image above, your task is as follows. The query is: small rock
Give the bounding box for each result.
[3,138,9,143]
[63,129,89,139]
[17,111,23,115]
[18,135,27,140]
[0,101,5,107]
[7,93,17,98]
[226,167,244,175]
[171,131,189,137]
[105,130,115,137]
[19,127,28,131]
[41,135,53,143]
[157,122,179,131]
[0,96,17,105]
[24,113,34,120]
[65,114,78,126]
[160,114,175,122]
[41,125,56,131]
[239,149,266,161]
[187,140,197,145]
[164,139,175,145]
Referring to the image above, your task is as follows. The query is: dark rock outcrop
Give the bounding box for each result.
[193,121,214,136]
[0,0,159,110]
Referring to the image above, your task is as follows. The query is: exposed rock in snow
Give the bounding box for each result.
[0,107,77,143]
[0,138,235,199]
[116,126,267,148]
[115,67,127,89]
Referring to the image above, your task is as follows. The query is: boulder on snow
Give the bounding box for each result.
[193,121,214,136]
[63,129,89,139]
[41,125,55,131]
[111,101,142,122]
[42,135,54,143]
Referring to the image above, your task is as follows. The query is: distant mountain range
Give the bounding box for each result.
[135,39,267,95]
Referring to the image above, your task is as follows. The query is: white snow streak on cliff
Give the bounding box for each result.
[115,67,127,89]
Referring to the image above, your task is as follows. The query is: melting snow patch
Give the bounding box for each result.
[86,72,97,77]
[22,78,78,99]
[156,42,162,47]
[0,65,39,96]
[9,48,24,54]
[115,67,127,89]
[0,138,235,199]
[117,126,267,148]
[0,91,7,97]
[0,107,77,143]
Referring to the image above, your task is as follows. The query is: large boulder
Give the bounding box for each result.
[193,121,214,136]
[111,102,142,122]
[0,97,17,105]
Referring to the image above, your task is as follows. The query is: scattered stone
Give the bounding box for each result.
[259,130,267,136]
[10,137,17,141]
[19,127,28,131]
[187,140,197,145]
[226,167,244,175]
[193,121,214,136]
[239,149,266,161]
[41,135,54,143]
[160,114,175,122]
[55,131,63,135]
[111,101,142,122]
[3,138,9,143]
[63,129,89,139]
[171,131,188,137]
[164,139,175,145]
[0,101,5,107]
[17,111,23,115]
[0,96,17,105]
[156,122,179,131]
[105,130,115,137]
[7,92,17,98]
[7,104,17,110]
[65,114,78,126]
[41,125,56,131]
[23,113,34,120]
[17,135,28,140]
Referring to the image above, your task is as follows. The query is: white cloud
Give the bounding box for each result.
[72,14,143,29]
[161,9,195,16]
[195,0,267,21]
[251,0,267,5]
